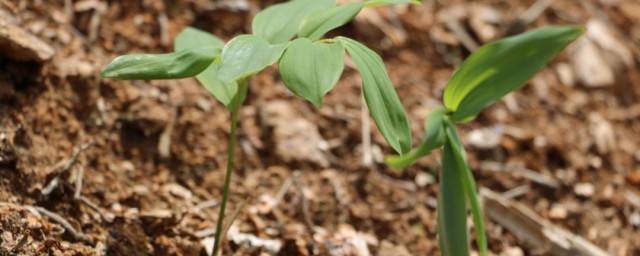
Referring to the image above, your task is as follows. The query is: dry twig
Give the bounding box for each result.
[42,141,96,196]
[481,188,609,256]
[293,171,319,254]
[506,0,554,35]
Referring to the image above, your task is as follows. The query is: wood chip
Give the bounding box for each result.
[481,188,610,256]
[0,15,54,61]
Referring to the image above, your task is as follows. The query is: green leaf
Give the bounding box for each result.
[252,0,335,44]
[173,27,236,107]
[174,27,225,51]
[298,3,365,41]
[101,47,219,80]
[439,135,470,256]
[218,35,289,83]
[338,37,412,155]
[385,107,447,169]
[364,0,421,8]
[197,62,238,108]
[443,26,584,123]
[279,39,344,107]
[443,119,487,256]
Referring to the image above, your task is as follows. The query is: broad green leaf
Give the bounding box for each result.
[173,27,236,107]
[364,0,421,8]
[218,35,289,83]
[444,119,487,256]
[443,26,584,122]
[385,107,447,169]
[252,0,335,44]
[439,135,470,256]
[279,38,345,107]
[298,3,365,41]
[101,47,219,80]
[174,27,225,51]
[198,62,238,108]
[338,37,412,154]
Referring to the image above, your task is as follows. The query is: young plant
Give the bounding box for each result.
[386,26,584,255]
[101,0,420,254]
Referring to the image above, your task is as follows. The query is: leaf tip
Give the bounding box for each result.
[310,98,323,108]
[100,66,116,79]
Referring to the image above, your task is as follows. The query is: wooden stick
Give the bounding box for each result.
[481,188,609,256]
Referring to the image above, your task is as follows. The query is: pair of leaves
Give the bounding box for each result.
[174,28,237,108]
[278,37,412,155]
[182,32,288,107]
[298,0,420,41]
[254,0,420,43]
[102,27,290,109]
[174,30,289,108]
[252,0,335,44]
[101,27,236,106]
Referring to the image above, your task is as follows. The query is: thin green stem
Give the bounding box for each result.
[212,79,248,256]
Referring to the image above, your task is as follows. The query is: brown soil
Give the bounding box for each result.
[1,0,639,255]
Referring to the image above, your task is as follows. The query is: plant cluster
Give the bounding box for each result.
[102,0,420,254]
[386,26,583,255]
[101,0,583,254]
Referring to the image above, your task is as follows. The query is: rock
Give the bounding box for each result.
[467,126,504,149]
[0,16,54,61]
[574,183,595,197]
[500,246,525,256]
[588,113,615,154]
[586,19,634,70]
[549,204,568,220]
[555,62,576,87]
[571,37,614,88]
[263,100,330,167]
[377,240,413,256]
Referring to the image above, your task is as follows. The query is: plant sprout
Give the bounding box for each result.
[101,0,420,254]
[386,26,584,255]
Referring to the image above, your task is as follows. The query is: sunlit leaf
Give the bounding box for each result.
[252,0,335,44]
[173,27,236,107]
[444,119,487,256]
[364,0,421,8]
[196,62,238,108]
[101,47,219,80]
[443,26,584,122]
[174,27,225,51]
[279,38,345,107]
[439,134,470,256]
[385,107,447,169]
[298,3,365,41]
[338,37,412,154]
[218,35,289,83]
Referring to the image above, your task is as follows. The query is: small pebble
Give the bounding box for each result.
[574,183,595,197]
[549,204,568,220]
[630,212,640,228]
[415,172,434,187]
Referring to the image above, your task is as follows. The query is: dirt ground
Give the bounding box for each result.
[1,0,640,255]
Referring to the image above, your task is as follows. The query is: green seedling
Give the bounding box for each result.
[386,26,584,255]
[101,0,420,254]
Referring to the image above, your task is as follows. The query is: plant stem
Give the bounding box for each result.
[212,79,248,256]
